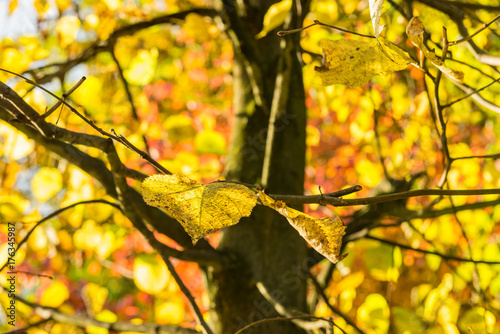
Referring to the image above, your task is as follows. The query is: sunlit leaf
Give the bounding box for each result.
[256,0,291,39]
[163,114,196,142]
[73,220,102,251]
[55,16,81,48]
[40,281,69,308]
[315,38,410,87]
[55,0,72,12]
[34,0,50,17]
[194,130,227,155]
[406,17,464,82]
[368,0,385,38]
[392,307,425,334]
[155,298,185,325]
[142,174,257,244]
[258,191,346,263]
[133,254,170,294]
[31,167,63,202]
[82,282,108,316]
[183,13,211,42]
[124,48,158,86]
[0,123,35,161]
[458,307,496,333]
[8,0,18,14]
[88,310,118,334]
[357,293,390,333]
[1,48,31,74]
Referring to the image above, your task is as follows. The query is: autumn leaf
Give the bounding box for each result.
[258,191,347,263]
[315,38,410,87]
[256,0,291,39]
[8,0,18,14]
[406,17,464,83]
[133,254,170,294]
[369,0,385,39]
[55,16,81,48]
[142,174,257,244]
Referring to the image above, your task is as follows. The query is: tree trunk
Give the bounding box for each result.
[206,1,309,333]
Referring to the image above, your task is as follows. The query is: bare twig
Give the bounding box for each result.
[366,235,500,264]
[269,188,500,206]
[39,76,87,119]
[442,75,500,109]
[308,273,365,334]
[0,199,120,274]
[5,294,199,334]
[106,147,214,334]
[0,68,171,175]
[448,14,500,46]
[278,20,375,39]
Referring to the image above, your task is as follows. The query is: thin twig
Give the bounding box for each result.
[278,20,375,39]
[106,147,214,334]
[110,48,152,157]
[39,76,86,119]
[269,188,500,206]
[448,14,500,46]
[308,273,365,334]
[234,315,337,334]
[365,235,500,264]
[0,68,171,175]
[0,199,120,274]
[442,75,500,108]
[2,319,50,334]
[3,293,199,334]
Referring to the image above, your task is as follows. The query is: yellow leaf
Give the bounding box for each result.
[406,17,464,83]
[56,0,72,12]
[256,0,291,39]
[34,0,50,17]
[142,174,257,244]
[183,13,211,42]
[258,191,346,263]
[82,283,108,316]
[0,123,35,161]
[73,220,102,251]
[315,38,410,87]
[368,0,385,38]
[133,254,170,294]
[378,36,416,68]
[31,167,63,202]
[194,130,227,155]
[163,114,196,142]
[124,48,158,86]
[55,16,81,48]
[40,281,69,308]
[155,298,185,325]
[1,48,31,74]
[8,0,18,14]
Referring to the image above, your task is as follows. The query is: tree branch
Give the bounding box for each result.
[0,199,120,274]
[269,188,500,206]
[11,294,200,334]
[106,145,214,334]
[0,80,219,254]
[365,235,500,265]
[28,8,218,85]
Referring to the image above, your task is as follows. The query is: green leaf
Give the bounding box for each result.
[195,130,227,155]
